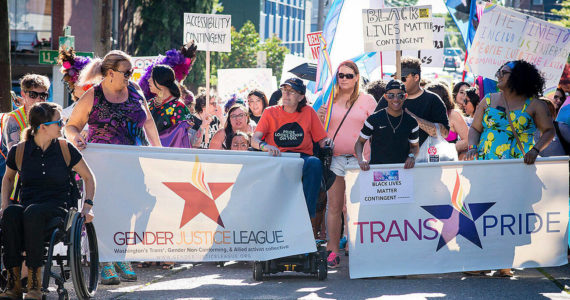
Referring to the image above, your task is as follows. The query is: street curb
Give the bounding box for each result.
[537,267,570,294]
[112,264,195,299]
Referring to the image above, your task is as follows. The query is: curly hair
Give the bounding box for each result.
[426,81,453,113]
[401,56,422,79]
[365,79,387,102]
[465,87,480,110]
[501,60,545,98]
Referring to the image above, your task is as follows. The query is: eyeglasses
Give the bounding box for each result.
[554,95,562,100]
[38,119,63,129]
[230,113,246,120]
[385,93,406,100]
[280,88,298,96]
[26,91,49,100]
[248,98,262,104]
[338,73,355,79]
[114,68,134,79]
[495,69,511,78]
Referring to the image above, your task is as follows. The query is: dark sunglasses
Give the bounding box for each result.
[385,93,406,100]
[26,91,49,100]
[495,69,511,78]
[38,119,63,129]
[338,73,355,79]
[114,69,134,79]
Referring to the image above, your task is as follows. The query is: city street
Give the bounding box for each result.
[53,254,570,299]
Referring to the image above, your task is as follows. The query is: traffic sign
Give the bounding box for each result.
[39,50,94,65]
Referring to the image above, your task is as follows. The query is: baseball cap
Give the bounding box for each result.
[385,79,406,93]
[280,78,306,95]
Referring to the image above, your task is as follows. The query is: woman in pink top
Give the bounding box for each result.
[317,61,376,268]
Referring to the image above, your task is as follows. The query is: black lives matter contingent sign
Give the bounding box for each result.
[362,6,433,52]
[183,13,231,52]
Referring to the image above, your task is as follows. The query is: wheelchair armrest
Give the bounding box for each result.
[64,207,78,233]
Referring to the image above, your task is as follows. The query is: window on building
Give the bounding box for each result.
[265,15,270,39]
[272,1,276,14]
[265,0,271,14]
[531,0,543,4]
[9,0,52,52]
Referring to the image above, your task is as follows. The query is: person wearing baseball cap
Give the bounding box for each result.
[356,79,420,169]
[252,77,333,220]
[375,56,449,147]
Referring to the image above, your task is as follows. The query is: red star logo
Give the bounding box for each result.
[163,181,234,228]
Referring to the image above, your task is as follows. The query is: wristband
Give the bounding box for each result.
[531,146,539,153]
[260,142,266,151]
[84,199,94,206]
[468,145,478,150]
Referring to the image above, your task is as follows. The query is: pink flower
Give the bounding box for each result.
[62,61,72,69]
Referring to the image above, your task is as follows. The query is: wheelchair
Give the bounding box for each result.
[252,240,328,281]
[1,207,99,300]
[252,145,333,281]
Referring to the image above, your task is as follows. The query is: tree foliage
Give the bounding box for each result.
[550,0,570,29]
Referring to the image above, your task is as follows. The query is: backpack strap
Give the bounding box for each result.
[15,141,25,172]
[58,139,71,167]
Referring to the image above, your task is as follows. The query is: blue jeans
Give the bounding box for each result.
[300,154,322,218]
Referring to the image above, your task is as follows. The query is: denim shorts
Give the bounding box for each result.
[330,155,358,177]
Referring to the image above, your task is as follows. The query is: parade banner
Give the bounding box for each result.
[306,31,323,60]
[83,144,316,262]
[362,5,434,52]
[466,4,570,97]
[217,68,276,102]
[345,158,569,279]
[183,13,231,52]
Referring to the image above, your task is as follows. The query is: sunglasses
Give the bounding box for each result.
[495,69,511,78]
[230,113,246,120]
[38,119,64,129]
[26,91,49,100]
[114,69,134,79]
[554,95,562,100]
[338,73,355,79]
[385,93,406,100]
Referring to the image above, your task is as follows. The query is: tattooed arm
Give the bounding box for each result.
[3,117,21,150]
[405,108,449,138]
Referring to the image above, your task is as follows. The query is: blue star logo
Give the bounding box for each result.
[421,202,496,251]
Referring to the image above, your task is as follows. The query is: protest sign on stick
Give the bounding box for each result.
[363,5,433,77]
[306,31,323,60]
[184,13,231,108]
[466,4,570,98]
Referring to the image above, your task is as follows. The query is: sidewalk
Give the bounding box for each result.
[56,256,570,299]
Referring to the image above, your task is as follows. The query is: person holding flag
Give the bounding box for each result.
[316,61,376,268]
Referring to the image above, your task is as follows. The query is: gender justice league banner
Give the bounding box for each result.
[345,158,569,279]
[82,144,316,262]
[466,4,570,98]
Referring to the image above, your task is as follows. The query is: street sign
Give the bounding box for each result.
[39,50,94,65]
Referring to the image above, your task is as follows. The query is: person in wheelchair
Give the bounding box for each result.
[0,102,95,300]
[252,78,333,220]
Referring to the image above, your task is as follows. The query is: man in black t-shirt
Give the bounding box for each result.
[375,57,449,146]
[355,80,419,169]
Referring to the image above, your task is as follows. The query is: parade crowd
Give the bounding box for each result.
[0,43,568,299]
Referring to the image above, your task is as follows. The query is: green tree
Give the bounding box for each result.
[550,0,570,29]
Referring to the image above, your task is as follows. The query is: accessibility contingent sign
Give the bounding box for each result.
[83,144,315,262]
[183,13,231,52]
[345,158,569,279]
[466,4,570,97]
[362,5,434,52]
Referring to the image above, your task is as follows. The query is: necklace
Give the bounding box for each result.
[153,95,174,107]
[386,111,403,134]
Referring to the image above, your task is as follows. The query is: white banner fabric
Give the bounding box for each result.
[217,68,275,103]
[466,4,570,98]
[362,6,434,52]
[345,158,569,279]
[83,144,316,262]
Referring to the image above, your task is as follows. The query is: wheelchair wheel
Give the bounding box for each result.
[69,214,99,299]
[253,261,264,281]
[316,260,327,280]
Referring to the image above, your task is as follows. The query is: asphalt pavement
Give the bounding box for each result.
[48,253,570,300]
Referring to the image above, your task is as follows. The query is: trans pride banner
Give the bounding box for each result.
[83,144,316,262]
[345,158,569,279]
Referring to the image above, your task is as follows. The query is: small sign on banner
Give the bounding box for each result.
[362,6,434,52]
[466,4,570,97]
[130,56,157,82]
[183,13,231,52]
[306,31,323,60]
[359,168,414,205]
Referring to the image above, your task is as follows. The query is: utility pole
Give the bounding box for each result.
[317,0,325,31]
[0,0,12,112]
